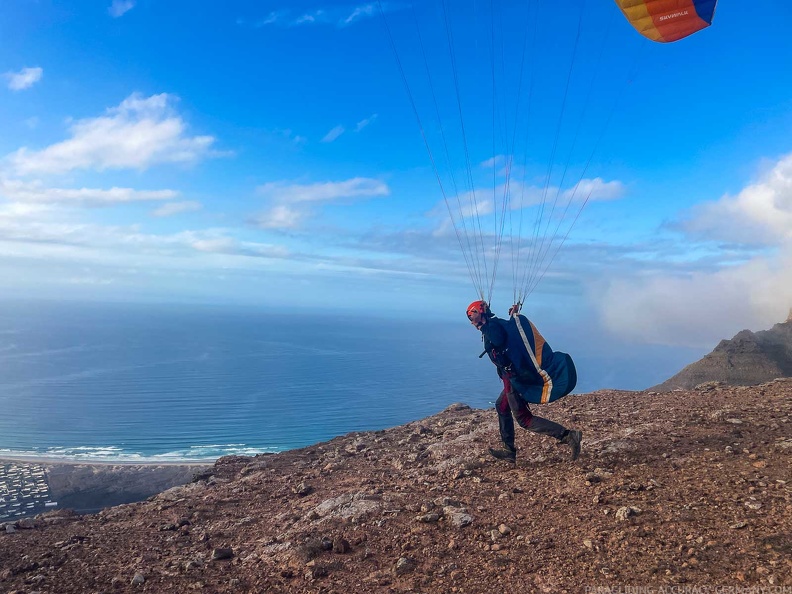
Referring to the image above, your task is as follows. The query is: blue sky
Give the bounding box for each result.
[1,0,792,357]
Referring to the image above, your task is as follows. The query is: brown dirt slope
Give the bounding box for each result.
[1,380,791,593]
[653,318,792,391]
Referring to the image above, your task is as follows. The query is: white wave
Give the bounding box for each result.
[0,443,282,463]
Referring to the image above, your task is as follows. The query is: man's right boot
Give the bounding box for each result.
[488,444,516,464]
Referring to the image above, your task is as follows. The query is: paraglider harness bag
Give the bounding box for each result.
[482,315,577,404]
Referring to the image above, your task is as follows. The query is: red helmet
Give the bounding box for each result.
[466,300,489,319]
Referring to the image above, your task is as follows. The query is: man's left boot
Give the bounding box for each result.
[561,430,582,461]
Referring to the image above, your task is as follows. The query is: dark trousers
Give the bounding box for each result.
[495,380,567,452]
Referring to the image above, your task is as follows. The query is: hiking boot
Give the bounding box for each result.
[488,447,516,463]
[561,430,582,461]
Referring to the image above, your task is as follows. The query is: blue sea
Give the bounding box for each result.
[0,300,702,462]
[0,301,500,461]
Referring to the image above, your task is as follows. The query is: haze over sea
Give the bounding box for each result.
[0,300,702,462]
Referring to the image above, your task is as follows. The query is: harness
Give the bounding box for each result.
[480,338,514,378]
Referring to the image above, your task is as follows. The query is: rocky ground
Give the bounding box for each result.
[1,379,791,593]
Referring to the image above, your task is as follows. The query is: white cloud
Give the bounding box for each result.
[5,67,43,91]
[0,207,289,264]
[0,201,54,220]
[507,184,546,210]
[678,153,792,245]
[108,0,135,18]
[432,177,622,226]
[252,4,396,28]
[321,125,345,143]
[256,11,283,26]
[24,117,39,129]
[151,201,202,218]
[480,155,520,177]
[257,177,389,203]
[251,204,308,229]
[190,237,237,253]
[176,234,291,259]
[270,128,306,145]
[0,210,102,247]
[456,191,495,220]
[246,9,328,27]
[598,153,792,347]
[355,114,378,132]
[343,3,377,25]
[480,155,507,169]
[8,93,217,176]
[561,177,625,203]
[66,275,114,286]
[295,11,324,25]
[0,178,177,207]
[503,177,623,211]
[254,177,390,230]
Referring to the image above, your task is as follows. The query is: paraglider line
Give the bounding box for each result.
[377,0,483,294]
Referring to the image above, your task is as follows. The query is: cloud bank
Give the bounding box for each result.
[599,153,792,347]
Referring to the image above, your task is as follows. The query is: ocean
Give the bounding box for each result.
[0,300,498,461]
[0,300,703,462]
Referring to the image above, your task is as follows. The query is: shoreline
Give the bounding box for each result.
[0,455,216,467]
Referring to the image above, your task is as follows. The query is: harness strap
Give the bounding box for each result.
[512,314,553,404]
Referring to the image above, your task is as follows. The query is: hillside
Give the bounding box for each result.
[1,380,791,593]
[652,315,792,392]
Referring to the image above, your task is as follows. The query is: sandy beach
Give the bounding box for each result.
[0,456,213,520]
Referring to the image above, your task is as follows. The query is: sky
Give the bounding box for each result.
[1,0,792,371]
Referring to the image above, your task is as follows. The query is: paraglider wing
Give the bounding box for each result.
[615,0,717,42]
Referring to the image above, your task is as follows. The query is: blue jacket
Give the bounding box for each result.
[481,314,577,404]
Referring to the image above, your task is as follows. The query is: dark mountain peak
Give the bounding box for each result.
[712,330,759,353]
[732,329,757,340]
[652,312,792,391]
